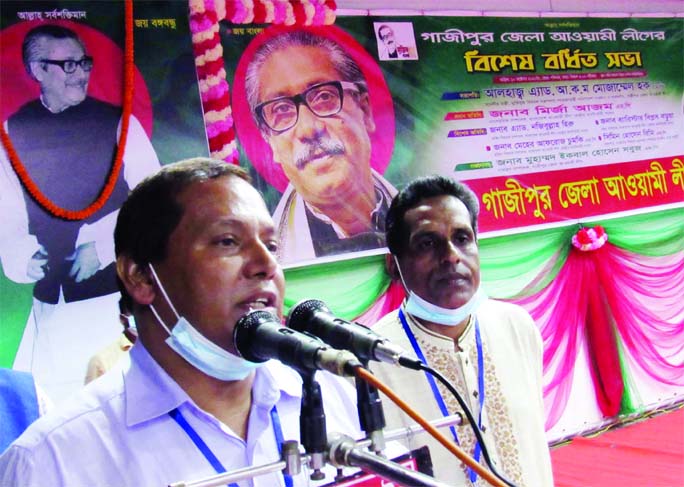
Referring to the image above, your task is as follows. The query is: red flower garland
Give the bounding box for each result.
[0,0,134,221]
[190,0,337,164]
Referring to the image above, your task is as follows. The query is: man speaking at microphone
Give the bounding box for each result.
[0,158,361,486]
[370,175,553,486]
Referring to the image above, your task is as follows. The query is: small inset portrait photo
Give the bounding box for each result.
[374,22,418,61]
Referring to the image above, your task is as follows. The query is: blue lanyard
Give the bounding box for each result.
[398,308,485,484]
[270,405,294,487]
[169,405,293,487]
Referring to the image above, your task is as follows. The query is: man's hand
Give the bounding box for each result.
[68,242,101,283]
[27,245,48,281]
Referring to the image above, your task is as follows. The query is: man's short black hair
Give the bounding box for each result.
[385,175,480,257]
[114,157,250,306]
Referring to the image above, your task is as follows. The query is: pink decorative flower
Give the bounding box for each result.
[572,226,608,251]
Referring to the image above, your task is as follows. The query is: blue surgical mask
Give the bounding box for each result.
[394,256,487,326]
[148,264,263,381]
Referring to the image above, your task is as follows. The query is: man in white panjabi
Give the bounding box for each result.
[370,175,553,486]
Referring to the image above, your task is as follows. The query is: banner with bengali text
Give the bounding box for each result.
[222,15,683,252]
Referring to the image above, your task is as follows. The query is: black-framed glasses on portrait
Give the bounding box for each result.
[379,30,394,42]
[39,56,94,74]
[256,80,363,133]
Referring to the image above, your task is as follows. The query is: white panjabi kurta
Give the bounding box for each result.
[370,299,553,487]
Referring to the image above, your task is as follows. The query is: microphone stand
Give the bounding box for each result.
[361,412,462,448]
[168,440,301,487]
[299,370,327,480]
[355,359,386,455]
[168,414,464,487]
[327,433,451,487]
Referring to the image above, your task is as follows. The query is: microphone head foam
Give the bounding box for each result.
[286,298,329,331]
[233,310,279,362]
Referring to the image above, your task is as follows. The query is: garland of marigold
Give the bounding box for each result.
[189,0,337,164]
[0,0,134,221]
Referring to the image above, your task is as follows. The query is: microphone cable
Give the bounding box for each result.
[354,366,508,487]
[419,363,517,487]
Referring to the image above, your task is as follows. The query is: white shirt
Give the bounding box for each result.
[0,342,363,487]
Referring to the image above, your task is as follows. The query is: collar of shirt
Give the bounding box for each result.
[124,343,303,428]
[400,304,476,352]
[303,179,389,239]
[40,94,71,114]
[118,333,133,352]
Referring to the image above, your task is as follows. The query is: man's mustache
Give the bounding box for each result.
[294,137,345,170]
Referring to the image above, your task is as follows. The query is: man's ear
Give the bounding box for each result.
[359,91,376,134]
[27,61,44,82]
[116,256,155,305]
[385,252,400,281]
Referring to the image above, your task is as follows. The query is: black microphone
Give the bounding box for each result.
[233,310,362,377]
[286,299,423,370]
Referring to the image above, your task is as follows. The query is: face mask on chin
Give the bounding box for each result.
[394,256,487,326]
[148,263,264,381]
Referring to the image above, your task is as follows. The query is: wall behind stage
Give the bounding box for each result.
[220,10,684,441]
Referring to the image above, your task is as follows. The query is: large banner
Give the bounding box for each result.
[0,0,207,400]
[222,16,683,267]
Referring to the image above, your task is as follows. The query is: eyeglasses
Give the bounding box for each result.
[39,56,94,74]
[255,81,362,133]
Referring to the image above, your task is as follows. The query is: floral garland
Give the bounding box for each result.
[572,225,609,251]
[0,0,134,221]
[189,0,337,164]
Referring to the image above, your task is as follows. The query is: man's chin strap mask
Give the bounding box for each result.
[393,255,486,326]
[147,263,263,381]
